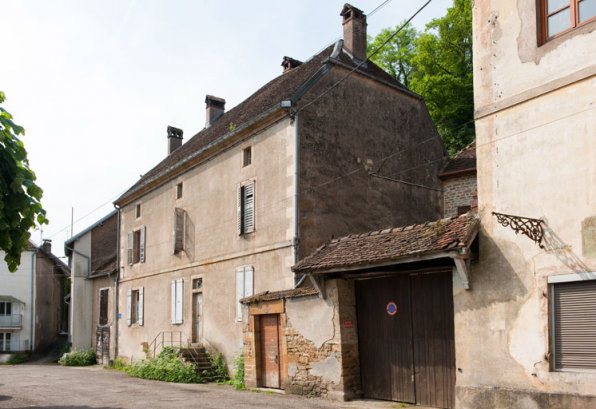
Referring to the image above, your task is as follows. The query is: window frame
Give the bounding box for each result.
[541,0,596,42]
[242,146,252,167]
[176,182,183,200]
[548,272,596,372]
[237,180,255,235]
[127,226,146,265]
[0,302,11,316]
[99,288,109,326]
[136,203,142,219]
[127,287,144,326]
[0,332,11,351]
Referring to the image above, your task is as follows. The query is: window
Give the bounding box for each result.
[236,266,254,320]
[99,289,109,326]
[549,273,596,371]
[176,182,183,199]
[136,203,142,218]
[0,302,11,316]
[542,0,596,40]
[243,146,252,167]
[126,288,143,326]
[127,227,146,265]
[237,181,255,235]
[0,333,11,351]
[171,279,184,324]
[173,208,186,253]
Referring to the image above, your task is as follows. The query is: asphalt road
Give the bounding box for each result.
[0,364,418,409]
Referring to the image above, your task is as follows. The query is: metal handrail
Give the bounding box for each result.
[147,331,202,366]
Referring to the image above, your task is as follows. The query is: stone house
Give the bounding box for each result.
[0,240,69,362]
[113,2,447,379]
[438,141,476,218]
[64,210,118,365]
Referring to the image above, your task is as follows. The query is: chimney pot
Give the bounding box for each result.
[281,56,303,73]
[205,95,226,127]
[42,239,52,254]
[167,126,183,155]
[340,4,367,62]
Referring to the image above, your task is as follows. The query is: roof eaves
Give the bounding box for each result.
[115,104,285,206]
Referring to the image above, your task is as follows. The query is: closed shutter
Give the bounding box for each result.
[173,208,185,253]
[237,186,243,235]
[175,279,183,324]
[554,280,596,370]
[236,268,245,319]
[138,287,144,326]
[244,266,254,299]
[127,232,134,266]
[244,181,255,233]
[171,281,177,324]
[140,226,146,263]
[126,289,132,326]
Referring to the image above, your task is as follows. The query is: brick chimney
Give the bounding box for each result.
[167,126,183,155]
[205,95,226,128]
[42,239,52,254]
[340,4,367,62]
[282,56,302,73]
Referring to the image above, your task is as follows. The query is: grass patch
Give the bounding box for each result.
[59,349,95,366]
[104,357,129,371]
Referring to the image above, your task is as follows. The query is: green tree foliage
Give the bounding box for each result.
[368,0,474,155]
[0,92,48,272]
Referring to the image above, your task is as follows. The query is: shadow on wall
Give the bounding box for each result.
[457,229,528,313]
[541,223,591,273]
[185,215,196,263]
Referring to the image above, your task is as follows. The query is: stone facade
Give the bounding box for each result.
[442,174,477,218]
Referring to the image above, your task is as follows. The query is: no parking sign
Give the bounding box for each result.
[386,302,397,316]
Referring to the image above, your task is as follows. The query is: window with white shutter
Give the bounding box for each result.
[237,181,255,235]
[173,208,185,253]
[236,266,254,320]
[171,279,184,324]
[138,287,144,326]
[549,274,596,372]
[129,228,146,265]
[127,232,134,266]
[126,289,132,326]
[128,288,143,325]
[139,226,146,263]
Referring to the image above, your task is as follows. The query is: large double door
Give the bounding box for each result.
[356,272,455,409]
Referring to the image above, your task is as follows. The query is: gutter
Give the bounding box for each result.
[30,250,37,351]
[291,111,305,288]
[113,204,120,357]
[64,245,91,278]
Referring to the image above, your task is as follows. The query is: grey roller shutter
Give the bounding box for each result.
[554,280,596,371]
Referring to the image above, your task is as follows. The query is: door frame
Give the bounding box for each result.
[191,275,204,343]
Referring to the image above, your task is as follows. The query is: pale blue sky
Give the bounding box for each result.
[0,0,451,258]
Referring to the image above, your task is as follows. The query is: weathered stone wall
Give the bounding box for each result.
[442,173,477,218]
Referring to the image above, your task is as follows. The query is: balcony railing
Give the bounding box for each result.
[0,314,22,328]
[0,337,28,352]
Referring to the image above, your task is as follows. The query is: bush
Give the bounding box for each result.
[230,351,245,390]
[127,354,204,384]
[208,352,229,381]
[59,348,96,366]
[6,353,28,365]
[105,357,129,371]
[157,346,180,359]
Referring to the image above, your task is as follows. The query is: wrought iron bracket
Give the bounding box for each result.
[492,212,544,248]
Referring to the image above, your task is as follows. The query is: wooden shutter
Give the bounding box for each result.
[127,232,134,265]
[139,226,146,263]
[176,279,183,324]
[244,181,255,233]
[554,280,596,370]
[171,280,177,324]
[126,289,132,326]
[244,266,254,299]
[237,186,243,235]
[173,208,185,253]
[236,268,245,319]
[138,287,144,326]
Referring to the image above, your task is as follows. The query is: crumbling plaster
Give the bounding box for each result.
[285,289,334,349]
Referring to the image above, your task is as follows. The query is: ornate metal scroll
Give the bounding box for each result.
[492,212,544,248]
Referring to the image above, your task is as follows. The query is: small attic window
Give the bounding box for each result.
[176,183,183,200]
[136,204,141,219]
[243,147,252,167]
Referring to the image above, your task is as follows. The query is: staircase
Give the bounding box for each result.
[178,345,222,382]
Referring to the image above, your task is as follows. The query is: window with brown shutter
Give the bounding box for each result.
[99,289,109,325]
[237,181,255,235]
[128,227,146,265]
[173,208,185,253]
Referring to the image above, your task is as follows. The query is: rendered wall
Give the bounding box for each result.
[34,252,63,350]
[463,0,596,406]
[70,233,94,351]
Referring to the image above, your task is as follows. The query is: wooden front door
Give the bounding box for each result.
[95,327,110,365]
[259,314,281,388]
[356,272,455,409]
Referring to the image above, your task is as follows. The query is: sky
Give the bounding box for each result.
[1,0,451,259]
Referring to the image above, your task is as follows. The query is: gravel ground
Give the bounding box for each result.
[0,363,426,409]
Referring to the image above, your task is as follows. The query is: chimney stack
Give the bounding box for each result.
[205,95,226,127]
[281,56,303,73]
[167,126,183,155]
[340,4,367,62]
[42,239,52,254]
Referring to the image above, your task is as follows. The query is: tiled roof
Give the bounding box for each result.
[89,255,117,278]
[117,42,408,204]
[240,287,319,304]
[293,212,479,273]
[439,140,476,177]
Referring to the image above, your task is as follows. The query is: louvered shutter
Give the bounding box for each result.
[243,181,255,233]
[173,208,185,253]
[171,281,176,324]
[237,186,243,235]
[236,268,245,319]
[138,287,144,326]
[554,280,596,370]
[126,289,132,326]
[176,279,183,324]
[139,226,146,263]
[244,266,254,300]
[127,232,134,265]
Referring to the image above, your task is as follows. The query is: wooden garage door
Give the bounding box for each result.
[356,272,455,409]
